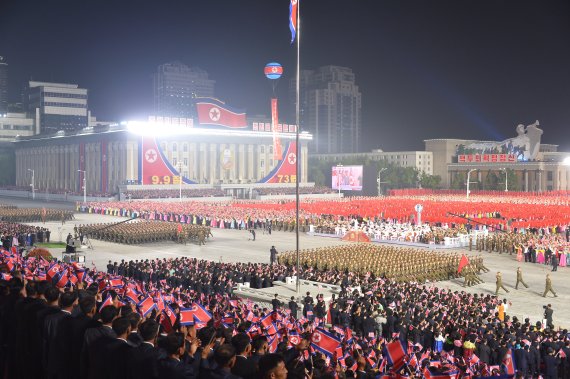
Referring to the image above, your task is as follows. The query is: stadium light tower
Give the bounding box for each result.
[466,169,477,199]
[27,169,35,200]
[77,170,86,203]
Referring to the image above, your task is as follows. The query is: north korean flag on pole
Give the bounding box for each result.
[310,328,341,357]
[196,99,247,128]
[289,0,298,44]
[501,348,516,376]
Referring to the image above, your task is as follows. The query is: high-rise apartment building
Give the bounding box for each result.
[153,62,216,118]
[290,65,361,154]
[26,81,88,134]
[0,56,8,115]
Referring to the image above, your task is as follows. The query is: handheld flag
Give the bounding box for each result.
[310,328,341,357]
[457,254,469,273]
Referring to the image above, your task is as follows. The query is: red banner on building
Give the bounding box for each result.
[458,154,516,163]
[258,142,298,183]
[139,137,196,185]
[271,98,283,160]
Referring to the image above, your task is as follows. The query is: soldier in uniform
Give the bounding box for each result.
[542,273,557,297]
[495,271,509,296]
[515,267,528,290]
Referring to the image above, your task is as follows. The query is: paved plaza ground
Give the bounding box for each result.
[4,196,569,327]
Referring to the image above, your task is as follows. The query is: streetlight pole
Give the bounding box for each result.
[377,168,387,196]
[77,170,86,203]
[501,168,508,192]
[177,162,183,202]
[27,169,35,200]
[336,163,343,198]
[466,169,477,199]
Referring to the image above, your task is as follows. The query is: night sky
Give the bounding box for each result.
[1,0,569,151]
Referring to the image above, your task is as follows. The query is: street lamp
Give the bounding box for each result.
[466,169,477,199]
[500,168,508,192]
[77,170,86,203]
[177,162,184,202]
[27,169,35,200]
[336,163,343,198]
[377,168,388,196]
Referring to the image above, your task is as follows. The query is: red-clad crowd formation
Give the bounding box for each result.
[80,193,570,232]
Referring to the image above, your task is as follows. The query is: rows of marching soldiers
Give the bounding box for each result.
[77,221,212,245]
[0,207,74,223]
[277,244,489,283]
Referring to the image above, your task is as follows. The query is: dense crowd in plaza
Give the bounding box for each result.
[0,222,51,249]
[78,221,212,245]
[124,188,227,199]
[1,248,568,379]
[254,186,335,196]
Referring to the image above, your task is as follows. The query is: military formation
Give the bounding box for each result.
[277,244,488,283]
[0,207,74,223]
[475,232,535,254]
[77,221,211,245]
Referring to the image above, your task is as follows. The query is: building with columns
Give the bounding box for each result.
[425,122,570,191]
[14,123,311,195]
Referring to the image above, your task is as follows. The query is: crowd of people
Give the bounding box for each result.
[254,186,335,196]
[0,207,74,223]
[124,188,226,200]
[1,245,569,379]
[0,222,51,249]
[311,217,467,245]
[277,244,485,283]
[78,221,212,245]
[79,193,570,236]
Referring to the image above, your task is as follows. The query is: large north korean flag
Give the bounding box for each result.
[196,99,247,128]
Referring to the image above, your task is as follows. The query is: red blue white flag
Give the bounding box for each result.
[310,327,341,357]
[289,0,298,44]
[99,295,114,312]
[191,302,212,323]
[138,295,157,317]
[196,99,247,129]
[179,307,195,326]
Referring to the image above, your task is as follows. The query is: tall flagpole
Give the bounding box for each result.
[295,0,301,294]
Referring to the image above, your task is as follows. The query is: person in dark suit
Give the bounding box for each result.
[271,294,281,312]
[104,317,134,379]
[544,304,554,329]
[60,294,97,379]
[258,353,288,379]
[82,305,118,379]
[128,319,162,379]
[45,291,78,379]
[288,297,298,318]
[513,344,529,377]
[543,347,561,379]
[126,312,143,347]
[36,286,61,375]
[231,333,256,379]
[203,344,242,379]
[269,246,278,265]
[158,332,201,379]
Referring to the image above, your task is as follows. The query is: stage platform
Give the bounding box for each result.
[233,278,342,316]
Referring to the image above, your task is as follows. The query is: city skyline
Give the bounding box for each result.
[1,0,569,151]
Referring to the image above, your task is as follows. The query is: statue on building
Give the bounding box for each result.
[459,121,543,160]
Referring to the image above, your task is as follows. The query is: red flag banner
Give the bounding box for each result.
[457,254,469,273]
[196,99,247,128]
